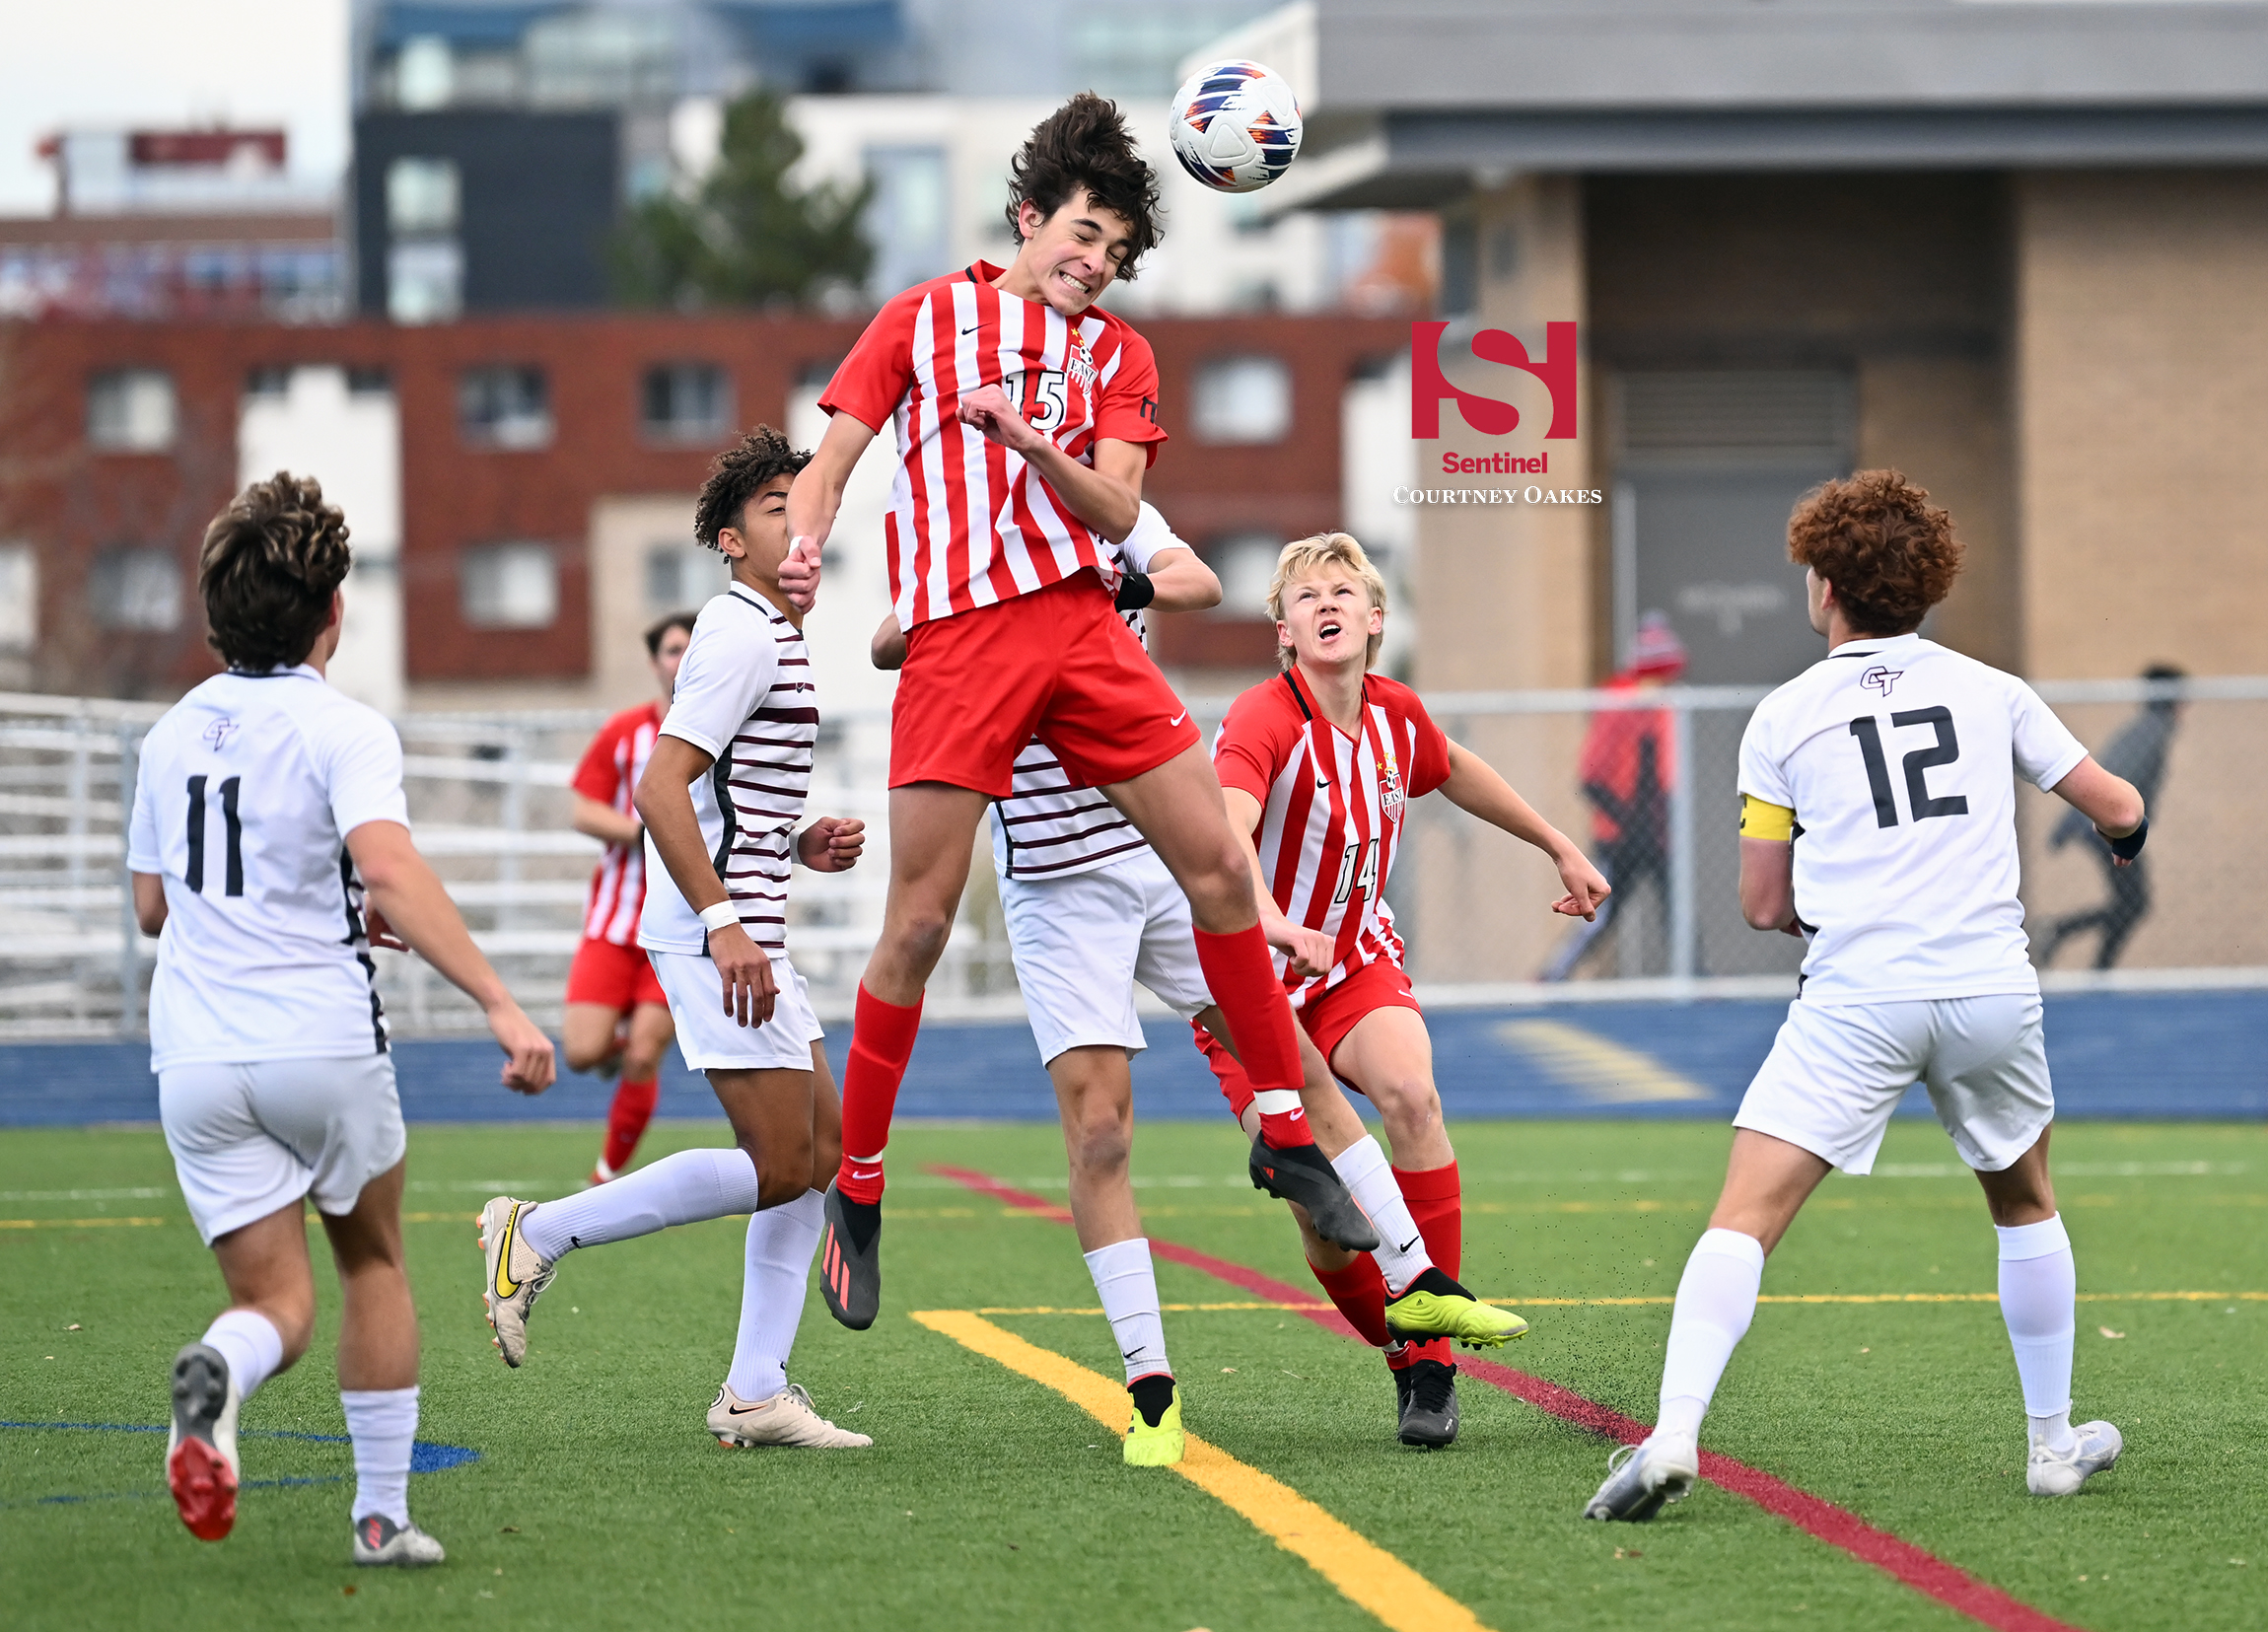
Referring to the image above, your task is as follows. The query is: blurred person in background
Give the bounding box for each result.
[564,614,694,1184]
[2038,664,2184,970]
[1543,611,1685,981]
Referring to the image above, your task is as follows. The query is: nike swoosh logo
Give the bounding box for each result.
[726,1403,771,1416]
[1169,710,1187,727]
[960,322,980,335]
[1121,1347,1144,1361]
[493,1203,523,1299]
[1398,1236,1422,1254]
[850,1169,882,1182]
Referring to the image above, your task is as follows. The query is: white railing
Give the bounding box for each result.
[1,675,2261,1038]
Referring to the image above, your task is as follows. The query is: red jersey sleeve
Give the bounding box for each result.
[571,712,629,805]
[1395,682,1454,799]
[1213,676,1305,810]
[1091,319,1168,468]
[818,286,923,433]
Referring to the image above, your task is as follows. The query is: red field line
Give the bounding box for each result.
[927,1163,2084,1632]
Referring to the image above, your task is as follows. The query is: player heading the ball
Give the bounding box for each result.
[782,93,1374,1334]
[1586,470,2147,1524]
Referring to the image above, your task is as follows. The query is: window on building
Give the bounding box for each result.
[393,35,455,110]
[387,158,461,236]
[864,145,951,299]
[645,541,719,612]
[389,239,462,325]
[1191,355,1293,445]
[641,364,731,444]
[461,543,559,629]
[459,366,552,448]
[1206,532,1287,621]
[0,544,35,651]
[88,546,181,631]
[87,369,177,452]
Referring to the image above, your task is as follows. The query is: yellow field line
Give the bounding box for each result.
[0,1216,167,1230]
[1494,1018,1714,1103]
[967,1291,2268,1314]
[912,1309,1495,1632]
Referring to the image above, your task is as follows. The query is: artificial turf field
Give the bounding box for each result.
[3,1118,2262,1632]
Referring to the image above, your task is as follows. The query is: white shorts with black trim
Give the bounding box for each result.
[1734,992,2054,1176]
[1000,847,1213,1065]
[160,1054,406,1245]
[651,948,824,1073]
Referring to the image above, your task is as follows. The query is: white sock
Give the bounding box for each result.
[1656,1227,1766,1444]
[341,1385,418,1526]
[1330,1135,1435,1296]
[1084,1238,1169,1384]
[201,1308,284,1402]
[726,1188,823,1400]
[1996,1214,2078,1454]
[520,1147,761,1259]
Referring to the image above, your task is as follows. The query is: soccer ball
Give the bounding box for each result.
[1168,59,1303,194]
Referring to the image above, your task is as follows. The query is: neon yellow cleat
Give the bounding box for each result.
[1123,1390,1185,1467]
[1385,1271,1530,1349]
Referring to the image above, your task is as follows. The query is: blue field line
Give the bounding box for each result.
[0,1421,479,1507]
[2,990,2260,1126]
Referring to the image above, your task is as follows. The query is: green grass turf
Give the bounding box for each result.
[3,1118,2262,1632]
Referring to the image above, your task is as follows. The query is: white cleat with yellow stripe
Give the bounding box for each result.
[478,1196,557,1369]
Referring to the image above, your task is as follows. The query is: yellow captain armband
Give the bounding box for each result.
[1739,795,1796,841]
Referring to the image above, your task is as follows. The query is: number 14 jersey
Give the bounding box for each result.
[1737,632,2088,1005]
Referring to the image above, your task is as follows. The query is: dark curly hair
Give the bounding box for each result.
[693,424,812,549]
[1786,469,1964,637]
[198,471,351,672]
[1004,92,1163,283]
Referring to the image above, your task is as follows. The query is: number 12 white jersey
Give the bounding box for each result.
[1737,632,2087,1005]
[127,666,409,1072]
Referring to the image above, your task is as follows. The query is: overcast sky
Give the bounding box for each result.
[0,0,350,215]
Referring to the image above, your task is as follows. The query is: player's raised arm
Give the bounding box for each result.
[780,411,878,611]
[1120,543,1220,614]
[1437,740,1611,921]
[2045,755,2147,866]
[343,820,555,1093]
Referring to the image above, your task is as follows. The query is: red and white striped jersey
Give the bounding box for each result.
[1213,670,1453,1007]
[638,586,817,958]
[819,261,1168,630]
[571,701,663,946]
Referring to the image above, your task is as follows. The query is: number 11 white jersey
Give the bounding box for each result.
[127,665,409,1072]
[1737,632,2088,1006]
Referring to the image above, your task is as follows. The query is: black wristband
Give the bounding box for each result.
[2103,816,2148,861]
[1113,570,1156,611]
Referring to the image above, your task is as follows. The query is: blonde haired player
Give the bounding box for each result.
[1586,470,2145,1522]
[1197,532,1611,1447]
[136,473,555,1563]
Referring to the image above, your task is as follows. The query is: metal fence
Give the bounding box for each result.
[2,675,2261,1039]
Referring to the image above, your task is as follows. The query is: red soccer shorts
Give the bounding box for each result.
[565,935,668,1012]
[1194,957,1425,1119]
[889,572,1200,796]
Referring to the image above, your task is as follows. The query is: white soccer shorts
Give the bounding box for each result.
[651,948,824,1073]
[1734,992,2055,1175]
[159,1054,406,1245]
[1000,847,1214,1065]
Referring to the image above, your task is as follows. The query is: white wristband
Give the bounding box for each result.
[698,901,740,933]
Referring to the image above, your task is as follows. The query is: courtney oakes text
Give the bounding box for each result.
[1392,486,1605,505]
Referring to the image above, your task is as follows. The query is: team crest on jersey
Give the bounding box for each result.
[1379,748,1406,814]
[1860,665,1904,698]
[201,718,240,751]
[1066,336,1098,394]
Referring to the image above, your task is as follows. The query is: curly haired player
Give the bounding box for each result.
[1586,470,2146,1522]
[779,95,1376,1406]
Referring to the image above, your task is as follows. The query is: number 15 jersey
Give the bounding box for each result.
[1736,632,2087,1006]
[127,666,407,1072]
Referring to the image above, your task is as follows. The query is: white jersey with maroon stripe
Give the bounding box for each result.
[1212,670,1453,1008]
[986,502,1189,882]
[572,701,662,946]
[638,585,816,957]
[818,260,1167,630]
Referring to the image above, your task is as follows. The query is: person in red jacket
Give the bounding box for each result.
[564,613,691,1183]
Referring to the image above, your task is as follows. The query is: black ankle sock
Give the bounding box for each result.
[1129,1374,1176,1428]
[836,1194,881,1253]
[1397,1265,1468,1302]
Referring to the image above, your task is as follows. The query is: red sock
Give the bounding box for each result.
[1388,1336,1455,1371]
[835,984,923,1204]
[600,1078,659,1172]
[1393,1161,1462,1280]
[1191,924,1311,1149]
[1311,1254,1391,1348]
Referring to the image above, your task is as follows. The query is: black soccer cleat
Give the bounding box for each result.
[1395,1356,1459,1450]
[1247,1138,1380,1252]
[817,1180,882,1331]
